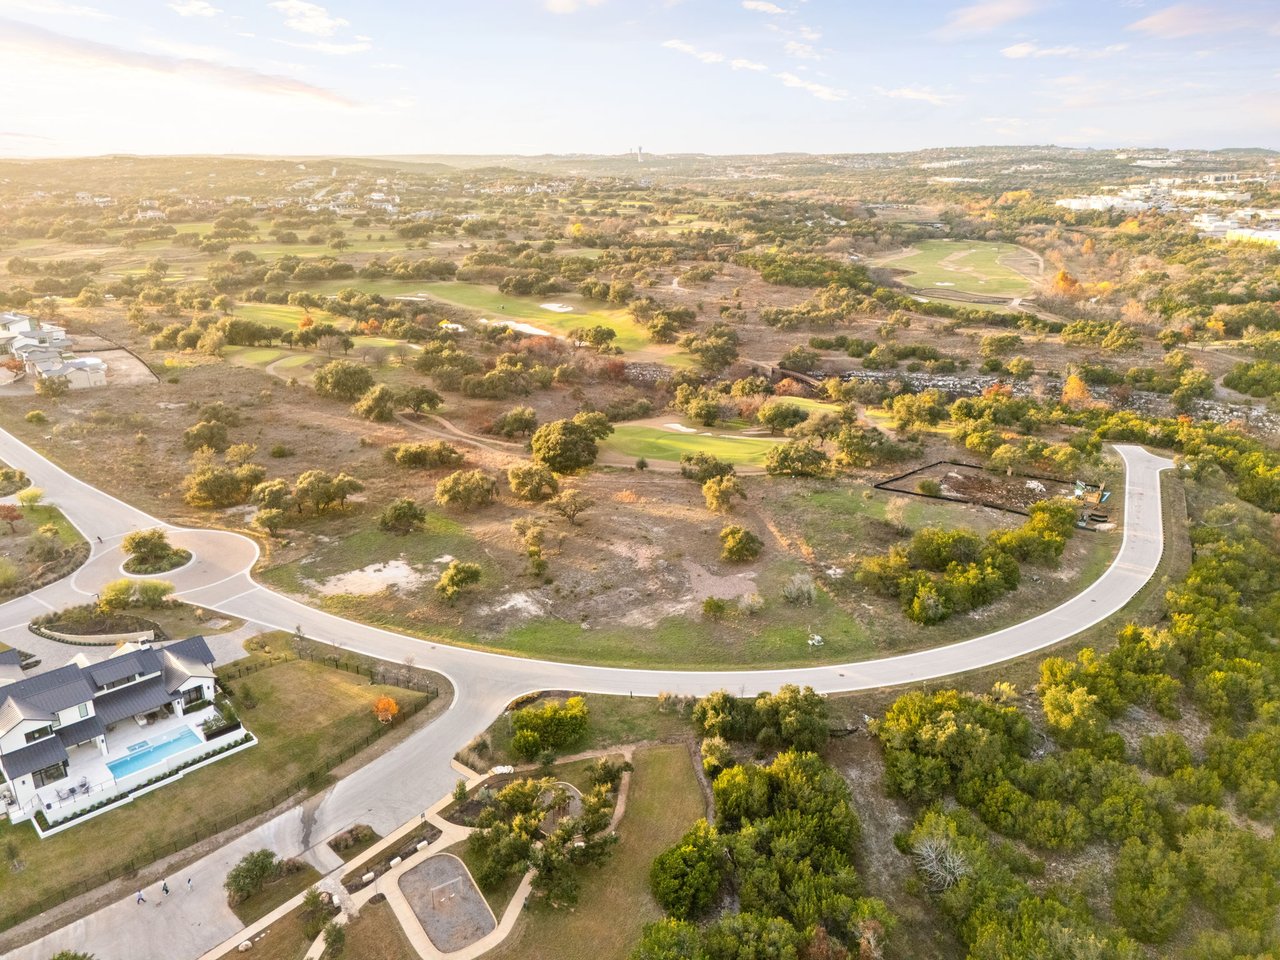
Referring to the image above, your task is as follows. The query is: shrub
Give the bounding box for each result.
[719,525,763,563]
[224,849,280,905]
[510,696,589,760]
[25,410,46,424]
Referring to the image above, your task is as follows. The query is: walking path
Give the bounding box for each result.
[0,424,1175,960]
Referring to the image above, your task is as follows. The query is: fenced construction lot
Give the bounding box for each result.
[880,239,1039,297]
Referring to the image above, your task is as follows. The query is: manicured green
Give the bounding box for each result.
[602,425,781,466]
[886,239,1036,297]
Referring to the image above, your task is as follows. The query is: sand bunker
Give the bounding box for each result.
[311,560,425,596]
[540,302,574,313]
[478,318,552,337]
[663,423,698,434]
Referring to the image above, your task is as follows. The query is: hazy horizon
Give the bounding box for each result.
[2,0,1278,158]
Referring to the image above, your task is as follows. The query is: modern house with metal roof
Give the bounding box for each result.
[0,636,251,834]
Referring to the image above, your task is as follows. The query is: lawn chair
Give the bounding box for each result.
[55,787,70,802]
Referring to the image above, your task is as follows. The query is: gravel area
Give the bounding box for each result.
[399,854,495,952]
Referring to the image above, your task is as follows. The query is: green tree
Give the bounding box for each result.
[650,820,726,920]
[351,383,396,422]
[183,420,230,452]
[121,528,174,567]
[531,419,601,473]
[378,497,427,535]
[547,489,593,524]
[313,359,374,401]
[435,469,498,510]
[436,560,481,601]
[763,439,829,478]
[757,402,809,436]
[1112,837,1187,942]
[703,475,746,513]
[253,507,286,536]
[719,525,763,563]
[508,463,560,502]
[223,849,279,905]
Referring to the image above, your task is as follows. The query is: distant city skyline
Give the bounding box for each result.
[0,0,1277,158]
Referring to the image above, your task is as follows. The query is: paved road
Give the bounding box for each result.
[0,428,1173,960]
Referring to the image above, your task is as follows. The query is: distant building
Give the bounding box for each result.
[1225,228,1280,248]
[1056,196,1151,213]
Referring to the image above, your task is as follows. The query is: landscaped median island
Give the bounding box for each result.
[0,494,89,601]
[0,645,446,935]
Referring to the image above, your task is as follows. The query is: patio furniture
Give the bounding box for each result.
[78,776,89,791]
[55,788,70,801]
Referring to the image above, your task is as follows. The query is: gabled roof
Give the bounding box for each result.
[0,734,68,780]
[163,635,215,666]
[0,664,94,735]
[0,650,22,666]
[55,713,105,747]
[160,636,216,694]
[84,648,163,690]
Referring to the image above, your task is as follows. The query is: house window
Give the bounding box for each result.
[78,703,89,719]
[33,762,68,788]
[182,687,205,706]
[24,726,53,744]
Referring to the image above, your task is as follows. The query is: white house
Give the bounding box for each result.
[0,637,245,833]
[32,356,108,389]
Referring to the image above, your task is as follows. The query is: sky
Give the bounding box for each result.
[0,0,1277,158]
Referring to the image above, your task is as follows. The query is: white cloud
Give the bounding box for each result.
[876,85,962,106]
[938,0,1039,38]
[797,25,822,40]
[545,0,605,12]
[280,38,372,55]
[0,0,113,19]
[662,39,725,64]
[1128,3,1248,38]
[742,0,787,13]
[784,40,821,60]
[730,57,767,71]
[774,71,846,101]
[1001,41,1128,58]
[0,17,355,106]
[168,0,220,16]
[269,0,347,37]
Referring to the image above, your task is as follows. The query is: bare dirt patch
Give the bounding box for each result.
[399,854,496,953]
[308,559,427,596]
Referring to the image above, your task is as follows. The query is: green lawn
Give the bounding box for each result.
[885,239,1036,297]
[20,504,85,547]
[422,282,658,354]
[602,425,781,466]
[482,744,704,960]
[0,660,432,931]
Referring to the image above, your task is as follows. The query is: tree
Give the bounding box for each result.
[293,470,363,513]
[508,463,560,503]
[251,478,294,511]
[322,921,345,959]
[136,579,175,609]
[763,439,829,478]
[122,528,174,567]
[224,849,280,905]
[351,384,396,422]
[16,487,43,508]
[436,560,481,601]
[757,402,809,436]
[547,489,593,524]
[650,820,726,920]
[1061,374,1093,409]
[681,323,740,373]
[97,578,136,614]
[378,497,427,535]
[398,385,443,413]
[720,525,763,563]
[435,469,498,510]
[253,507,286,536]
[313,359,374,401]
[490,405,538,437]
[373,696,400,724]
[387,441,463,469]
[183,420,229,452]
[1112,837,1187,943]
[0,504,20,533]
[34,375,69,398]
[531,419,601,473]
[703,475,746,513]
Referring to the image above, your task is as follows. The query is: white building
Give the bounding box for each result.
[1056,196,1151,213]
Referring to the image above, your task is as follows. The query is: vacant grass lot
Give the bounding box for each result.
[213,902,312,960]
[231,864,322,926]
[482,744,704,960]
[886,239,1036,297]
[345,899,419,960]
[0,660,430,931]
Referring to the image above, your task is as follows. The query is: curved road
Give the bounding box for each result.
[0,428,1173,960]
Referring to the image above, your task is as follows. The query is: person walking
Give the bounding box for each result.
[162,879,170,896]
[187,877,193,892]
[136,890,146,905]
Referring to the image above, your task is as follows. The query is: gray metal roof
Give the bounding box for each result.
[84,649,163,690]
[95,677,174,726]
[0,664,93,723]
[163,636,215,666]
[55,713,105,747]
[0,649,22,666]
[0,734,68,780]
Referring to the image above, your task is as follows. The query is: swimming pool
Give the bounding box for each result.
[106,727,202,780]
